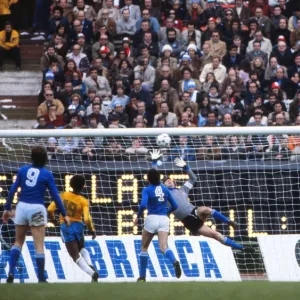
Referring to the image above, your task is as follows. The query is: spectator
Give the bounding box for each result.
[84,66,111,97]
[178,67,201,96]
[44,104,65,128]
[222,44,242,71]
[52,33,68,57]
[222,135,247,160]
[136,9,160,33]
[73,0,96,22]
[270,39,293,68]
[218,97,234,121]
[169,136,196,161]
[116,8,136,37]
[130,79,152,107]
[66,43,90,74]
[199,55,226,87]
[70,15,92,45]
[159,17,181,42]
[76,33,92,62]
[111,86,130,109]
[81,138,97,160]
[253,7,273,38]
[247,111,266,126]
[246,30,273,55]
[92,34,114,60]
[94,8,116,37]
[268,101,290,125]
[221,113,240,127]
[153,102,178,127]
[158,79,179,109]
[125,138,148,161]
[41,45,65,72]
[205,30,227,59]
[174,92,198,118]
[48,6,69,38]
[85,102,107,127]
[36,116,55,129]
[108,114,126,128]
[233,0,252,26]
[0,21,20,71]
[178,111,197,127]
[134,57,155,92]
[246,40,268,66]
[181,21,202,49]
[37,90,64,117]
[160,28,183,58]
[135,101,154,127]
[197,135,221,160]
[98,0,120,21]
[120,0,141,21]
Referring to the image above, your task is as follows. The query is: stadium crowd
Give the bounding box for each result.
[2,0,300,161]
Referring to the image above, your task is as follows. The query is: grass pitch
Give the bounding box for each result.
[1,282,300,300]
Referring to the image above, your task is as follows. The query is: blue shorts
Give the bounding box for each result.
[61,222,84,243]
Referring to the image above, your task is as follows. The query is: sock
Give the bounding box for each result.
[76,255,94,276]
[8,246,21,276]
[80,248,92,266]
[164,249,177,264]
[211,209,229,224]
[139,252,148,278]
[36,253,45,282]
[223,237,243,250]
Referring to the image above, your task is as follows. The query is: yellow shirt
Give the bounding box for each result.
[48,192,95,232]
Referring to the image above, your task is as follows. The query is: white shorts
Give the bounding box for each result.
[144,215,170,234]
[15,202,47,226]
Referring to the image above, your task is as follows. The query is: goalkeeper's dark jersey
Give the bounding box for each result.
[0,218,16,250]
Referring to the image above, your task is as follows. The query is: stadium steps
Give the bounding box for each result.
[0,71,42,97]
[1,44,44,71]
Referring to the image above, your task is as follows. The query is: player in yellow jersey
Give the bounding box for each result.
[47,175,99,282]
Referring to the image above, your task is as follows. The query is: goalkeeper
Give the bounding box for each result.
[150,150,254,253]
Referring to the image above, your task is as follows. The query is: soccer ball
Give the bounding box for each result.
[156,133,171,148]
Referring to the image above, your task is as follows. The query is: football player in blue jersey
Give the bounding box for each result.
[133,168,181,282]
[2,146,70,283]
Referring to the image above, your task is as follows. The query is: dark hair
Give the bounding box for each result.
[254,111,263,117]
[118,58,132,69]
[31,146,48,167]
[228,44,238,51]
[5,21,12,27]
[53,6,63,15]
[181,67,192,75]
[166,27,176,35]
[70,175,85,192]
[147,169,161,185]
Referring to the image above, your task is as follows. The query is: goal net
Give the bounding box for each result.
[0,127,299,282]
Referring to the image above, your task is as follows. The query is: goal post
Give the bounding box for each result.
[0,126,300,282]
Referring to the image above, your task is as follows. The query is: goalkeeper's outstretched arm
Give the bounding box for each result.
[174,158,197,194]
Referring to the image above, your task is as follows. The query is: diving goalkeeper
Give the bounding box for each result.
[150,150,254,253]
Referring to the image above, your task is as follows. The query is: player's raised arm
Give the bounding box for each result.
[150,150,163,170]
[174,157,197,194]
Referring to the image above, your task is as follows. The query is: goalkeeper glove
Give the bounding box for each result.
[174,157,189,171]
[150,149,163,161]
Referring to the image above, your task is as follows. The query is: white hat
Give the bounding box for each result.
[187,44,197,51]
[162,45,173,53]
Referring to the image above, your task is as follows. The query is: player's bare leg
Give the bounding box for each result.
[137,229,155,282]
[65,240,98,282]
[7,225,28,283]
[157,231,181,279]
[197,206,237,228]
[31,225,47,283]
